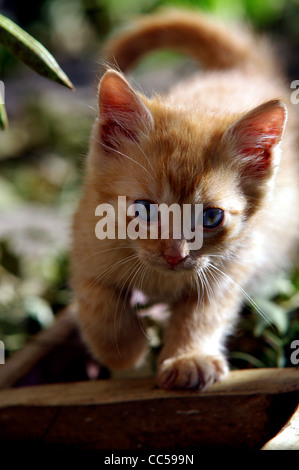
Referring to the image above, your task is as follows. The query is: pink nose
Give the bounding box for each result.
[164,253,187,266]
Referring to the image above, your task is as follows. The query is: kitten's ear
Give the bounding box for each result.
[225,100,287,178]
[98,69,153,150]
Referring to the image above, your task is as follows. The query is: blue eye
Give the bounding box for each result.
[135,200,159,223]
[203,208,224,229]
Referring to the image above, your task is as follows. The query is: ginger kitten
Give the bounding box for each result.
[71,10,299,389]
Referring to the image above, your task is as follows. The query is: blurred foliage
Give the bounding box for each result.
[229,271,299,369]
[0,0,298,376]
[0,12,74,128]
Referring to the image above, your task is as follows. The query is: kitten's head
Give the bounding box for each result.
[89,69,287,275]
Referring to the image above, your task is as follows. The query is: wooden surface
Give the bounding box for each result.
[0,368,298,450]
[262,404,299,450]
[0,309,298,450]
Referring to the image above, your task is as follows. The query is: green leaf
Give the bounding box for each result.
[229,351,265,368]
[0,13,74,90]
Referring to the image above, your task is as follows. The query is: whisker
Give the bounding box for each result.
[208,253,270,277]
[208,263,273,329]
[200,267,214,306]
[138,263,155,338]
[193,273,201,311]
[85,253,139,293]
[78,245,134,264]
[112,257,142,357]
[203,264,227,297]
[126,261,151,340]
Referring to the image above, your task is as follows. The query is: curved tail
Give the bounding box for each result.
[104,9,272,73]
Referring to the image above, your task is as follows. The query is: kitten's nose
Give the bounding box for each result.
[163,240,189,267]
[164,253,187,266]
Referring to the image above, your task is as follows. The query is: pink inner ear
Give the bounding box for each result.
[238,106,286,150]
[229,100,287,176]
[100,74,138,116]
[98,70,153,150]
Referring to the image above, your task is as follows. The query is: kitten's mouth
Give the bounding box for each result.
[166,261,187,271]
[156,257,193,273]
[159,256,209,273]
[139,252,199,273]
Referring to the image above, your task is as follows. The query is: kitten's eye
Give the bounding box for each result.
[134,200,159,223]
[203,208,224,229]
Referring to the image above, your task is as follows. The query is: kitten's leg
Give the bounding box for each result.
[157,291,242,390]
[76,282,148,370]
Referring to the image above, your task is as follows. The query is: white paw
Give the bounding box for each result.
[157,352,228,390]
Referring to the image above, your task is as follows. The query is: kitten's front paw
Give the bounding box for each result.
[157,353,228,390]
